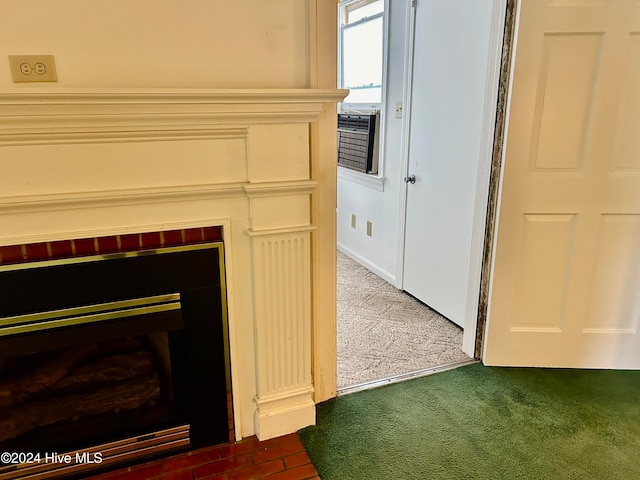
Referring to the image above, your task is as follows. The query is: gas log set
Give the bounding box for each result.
[0,336,162,444]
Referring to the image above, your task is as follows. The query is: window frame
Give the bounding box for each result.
[338,0,388,112]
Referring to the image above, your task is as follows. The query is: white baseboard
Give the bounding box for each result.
[337,243,398,287]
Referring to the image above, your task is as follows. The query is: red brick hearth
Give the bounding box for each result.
[87,434,320,480]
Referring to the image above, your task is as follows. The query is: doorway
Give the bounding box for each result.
[336,0,508,390]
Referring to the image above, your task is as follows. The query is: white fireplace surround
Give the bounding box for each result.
[0,88,346,441]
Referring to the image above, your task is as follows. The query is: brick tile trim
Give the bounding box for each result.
[0,226,223,266]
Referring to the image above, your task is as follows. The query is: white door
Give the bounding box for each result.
[484,0,640,368]
[403,0,495,328]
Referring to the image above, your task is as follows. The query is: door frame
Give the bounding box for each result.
[395,0,508,357]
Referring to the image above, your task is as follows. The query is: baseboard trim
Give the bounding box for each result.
[337,244,397,286]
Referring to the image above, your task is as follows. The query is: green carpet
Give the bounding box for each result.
[299,363,640,480]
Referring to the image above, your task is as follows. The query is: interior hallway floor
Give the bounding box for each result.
[337,250,470,389]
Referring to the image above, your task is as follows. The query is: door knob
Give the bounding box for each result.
[404,174,416,184]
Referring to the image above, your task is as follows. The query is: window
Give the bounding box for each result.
[339,0,384,109]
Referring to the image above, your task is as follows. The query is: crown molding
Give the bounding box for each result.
[0,88,349,107]
[0,89,348,145]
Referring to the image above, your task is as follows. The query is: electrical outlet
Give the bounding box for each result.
[366,221,372,237]
[351,214,357,229]
[394,101,403,118]
[9,55,58,83]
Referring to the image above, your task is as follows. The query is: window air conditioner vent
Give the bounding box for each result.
[337,113,379,174]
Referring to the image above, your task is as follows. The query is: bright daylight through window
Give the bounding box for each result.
[339,0,384,108]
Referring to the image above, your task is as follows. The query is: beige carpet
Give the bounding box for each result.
[337,251,470,389]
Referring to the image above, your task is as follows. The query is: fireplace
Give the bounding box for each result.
[0,89,345,456]
[0,231,231,478]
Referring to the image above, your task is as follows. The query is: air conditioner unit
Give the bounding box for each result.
[337,112,380,174]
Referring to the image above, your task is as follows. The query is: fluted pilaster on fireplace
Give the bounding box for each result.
[243,147,317,439]
[249,227,314,439]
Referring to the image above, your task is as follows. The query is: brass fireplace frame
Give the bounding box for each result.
[0,241,232,479]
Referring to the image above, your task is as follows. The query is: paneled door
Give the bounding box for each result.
[484,0,640,368]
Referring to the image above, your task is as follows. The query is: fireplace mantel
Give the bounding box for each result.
[0,88,347,440]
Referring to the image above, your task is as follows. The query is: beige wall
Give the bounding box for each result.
[0,0,310,89]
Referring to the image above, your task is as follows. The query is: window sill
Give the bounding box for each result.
[337,166,385,191]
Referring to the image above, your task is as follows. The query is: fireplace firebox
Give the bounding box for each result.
[0,241,232,479]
